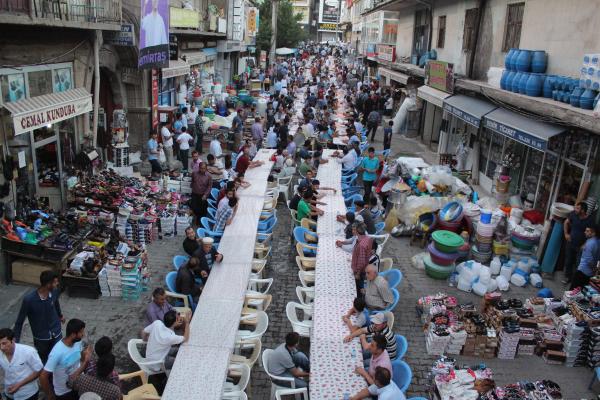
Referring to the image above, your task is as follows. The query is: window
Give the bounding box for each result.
[28,70,53,98]
[0,63,73,104]
[159,77,176,106]
[502,2,524,52]
[0,73,26,103]
[437,15,446,48]
[462,8,479,51]
[413,9,431,57]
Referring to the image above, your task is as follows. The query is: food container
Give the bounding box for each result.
[431,230,465,253]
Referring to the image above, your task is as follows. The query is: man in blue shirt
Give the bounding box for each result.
[147,132,162,177]
[350,366,405,400]
[360,147,380,200]
[13,271,64,364]
[570,225,600,290]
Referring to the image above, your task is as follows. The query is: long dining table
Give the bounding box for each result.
[310,94,368,397]
[162,148,275,400]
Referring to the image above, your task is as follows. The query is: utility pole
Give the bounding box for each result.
[269,0,278,67]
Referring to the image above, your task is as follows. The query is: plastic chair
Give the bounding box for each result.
[172,255,189,271]
[277,175,294,203]
[374,221,385,235]
[300,218,317,232]
[298,270,315,287]
[296,286,315,306]
[200,217,225,238]
[262,349,296,400]
[286,302,313,337]
[293,227,318,246]
[391,359,412,392]
[120,370,160,400]
[210,187,220,201]
[258,216,278,234]
[243,293,273,314]
[368,288,399,314]
[295,243,316,258]
[369,234,390,257]
[231,337,262,370]
[207,207,217,219]
[380,258,393,272]
[165,271,196,310]
[223,363,251,394]
[295,256,316,271]
[341,172,358,185]
[247,277,273,294]
[394,334,408,360]
[384,311,395,331]
[127,339,167,378]
[237,311,269,342]
[275,388,308,400]
[222,391,247,400]
[344,193,363,207]
[380,269,402,289]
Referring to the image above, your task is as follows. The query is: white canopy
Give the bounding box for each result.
[275,47,295,55]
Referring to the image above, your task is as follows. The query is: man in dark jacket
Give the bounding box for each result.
[175,257,202,303]
[192,237,224,284]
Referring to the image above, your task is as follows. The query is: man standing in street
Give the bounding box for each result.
[147,131,162,177]
[563,202,594,284]
[176,126,193,173]
[195,109,205,153]
[13,271,64,364]
[366,109,381,142]
[570,225,600,290]
[0,328,43,400]
[191,162,212,222]
[160,122,174,169]
[251,117,264,149]
[349,223,373,295]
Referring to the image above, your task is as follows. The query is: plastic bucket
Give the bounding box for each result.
[480,209,492,224]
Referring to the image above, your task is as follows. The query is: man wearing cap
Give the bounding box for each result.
[193,237,224,284]
[344,312,397,360]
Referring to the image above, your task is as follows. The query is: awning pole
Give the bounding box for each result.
[92,30,102,148]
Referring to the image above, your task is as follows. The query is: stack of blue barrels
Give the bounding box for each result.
[500,49,600,109]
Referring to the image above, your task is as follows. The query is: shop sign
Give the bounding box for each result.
[152,69,159,131]
[169,34,178,61]
[443,103,480,127]
[104,24,136,46]
[138,0,170,69]
[319,0,340,23]
[425,60,454,93]
[318,23,339,31]
[260,50,267,68]
[170,7,199,28]
[483,118,547,151]
[13,96,92,135]
[246,7,259,37]
[376,44,395,62]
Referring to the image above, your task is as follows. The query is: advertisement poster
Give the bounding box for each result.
[246,7,258,36]
[139,0,169,69]
[425,60,454,93]
[5,74,26,103]
[53,68,72,93]
[319,0,340,23]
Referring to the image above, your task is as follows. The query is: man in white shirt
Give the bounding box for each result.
[141,0,167,47]
[266,127,278,149]
[177,127,194,172]
[143,310,190,371]
[210,134,224,160]
[0,328,43,400]
[351,366,405,400]
[160,122,174,169]
[339,147,358,170]
[301,119,315,140]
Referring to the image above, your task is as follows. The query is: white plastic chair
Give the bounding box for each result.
[243,293,272,313]
[252,259,267,277]
[275,388,308,400]
[231,338,262,370]
[247,277,273,294]
[237,311,269,342]
[380,257,393,272]
[295,256,315,272]
[369,234,390,257]
[277,175,294,203]
[223,363,250,394]
[298,270,315,287]
[384,311,395,330]
[127,339,167,377]
[262,349,296,400]
[286,302,313,338]
[221,390,247,400]
[295,286,315,307]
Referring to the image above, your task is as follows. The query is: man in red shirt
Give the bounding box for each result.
[191,162,212,222]
[351,223,373,295]
[235,146,263,175]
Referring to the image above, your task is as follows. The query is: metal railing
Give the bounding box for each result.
[0,0,122,24]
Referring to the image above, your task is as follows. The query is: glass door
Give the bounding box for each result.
[31,125,64,211]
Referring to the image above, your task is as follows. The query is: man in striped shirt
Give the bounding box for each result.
[343,312,397,360]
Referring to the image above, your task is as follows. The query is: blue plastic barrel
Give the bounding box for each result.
[515,50,532,72]
[531,51,547,73]
[518,73,530,94]
[580,89,597,109]
[511,72,523,92]
[525,73,543,96]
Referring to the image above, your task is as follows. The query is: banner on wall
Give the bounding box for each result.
[425,60,455,93]
[152,69,159,131]
[319,0,340,23]
[139,0,169,69]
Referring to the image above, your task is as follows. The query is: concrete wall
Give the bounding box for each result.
[395,6,416,59]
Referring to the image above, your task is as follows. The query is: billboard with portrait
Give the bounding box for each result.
[139,0,170,69]
[319,0,340,24]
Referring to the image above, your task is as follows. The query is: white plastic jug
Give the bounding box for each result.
[479,267,491,285]
[473,282,487,296]
[518,260,531,273]
[500,265,512,281]
[487,278,498,292]
[511,273,527,287]
[490,257,502,275]
[496,275,510,291]
[460,269,476,284]
[457,277,472,292]
[530,273,543,288]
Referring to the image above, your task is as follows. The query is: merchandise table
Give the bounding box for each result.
[310,148,367,398]
[162,149,275,400]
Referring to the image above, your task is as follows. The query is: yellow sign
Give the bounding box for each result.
[247,7,257,35]
[318,23,339,31]
[170,7,199,28]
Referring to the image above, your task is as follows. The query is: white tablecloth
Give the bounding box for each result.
[162,150,275,400]
[310,148,367,398]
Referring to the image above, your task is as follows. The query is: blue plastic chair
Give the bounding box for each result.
[380,269,402,289]
[293,226,317,256]
[394,334,408,360]
[200,217,224,238]
[165,271,196,310]
[173,255,189,271]
[258,216,277,233]
[371,209,383,220]
[341,173,358,185]
[391,359,412,392]
[207,207,216,219]
[200,217,215,231]
[344,193,363,207]
[210,188,220,201]
[375,149,391,158]
[369,288,400,314]
[375,222,385,235]
[207,198,217,208]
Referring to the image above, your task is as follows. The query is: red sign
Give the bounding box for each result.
[151,69,159,131]
[376,44,396,62]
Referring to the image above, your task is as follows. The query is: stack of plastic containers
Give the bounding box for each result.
[472,214,494,264]
[564,322,587,367]
[425,230,464,279]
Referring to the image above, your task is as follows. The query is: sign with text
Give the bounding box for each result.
[319,0,340,23]
[443,102,480,127]
[170,7,199,28]
[104,24,135,46]
[425,60,454,93]
[139,0,169,69]
[13,95,92,135]
[483,118,547,151]
[376,44,395,62]
[318,23,340,31]
[152,69,159,131]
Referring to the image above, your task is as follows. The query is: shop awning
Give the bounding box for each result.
[483,108,566,151]
[442,95,497,128]
[3,88,92,136]
[417,85,451,108]
[182,51,206,66]
[202,47,218,61]
[378,67,409,85]
[162,60,190,79]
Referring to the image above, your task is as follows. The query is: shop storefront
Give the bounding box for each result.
[159,60,190,107]
[417,85,451,152]
[182,48,218,104]
[440,95,497,178]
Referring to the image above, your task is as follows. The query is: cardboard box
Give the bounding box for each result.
[11,259,53,286]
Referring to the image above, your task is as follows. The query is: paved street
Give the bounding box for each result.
[0,134,597,399]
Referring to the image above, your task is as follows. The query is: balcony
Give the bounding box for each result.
[0,0,122,30]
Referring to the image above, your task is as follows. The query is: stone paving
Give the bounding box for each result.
[0,133,598,399]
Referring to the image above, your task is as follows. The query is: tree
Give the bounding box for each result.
[257,0,307,56]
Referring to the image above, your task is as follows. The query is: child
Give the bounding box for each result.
[383,120,393,151]
[342,297,370,333]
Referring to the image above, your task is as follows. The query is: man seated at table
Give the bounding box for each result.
[73,353,121,400]
[297,190,323,221]
[267,332,310,388]
[183,227,201,256]
[235,146,264,175]
[342,297,369,332]
[335,221,358,253]
[142,310,190,371]
[206,154,224,178]
[354,334,392,385]
[351,366,405,400]
[365,264,394,311]
[298,155,313,177]
[175,257,202,303]
[214,197,238,232]
[145,288,180,327]
[344,313,397,360]
[337,200,376,234]
[192,237,224,283]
